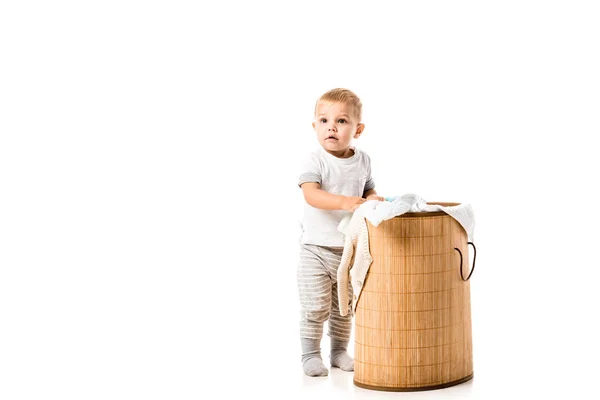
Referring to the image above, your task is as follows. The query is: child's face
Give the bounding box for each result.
[312,101,364,157]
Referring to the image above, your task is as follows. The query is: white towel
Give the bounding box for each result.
[339,193,475,241]
[336,194,476,315]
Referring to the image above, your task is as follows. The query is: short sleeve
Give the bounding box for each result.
[363,152,375,193]
[298,153,322,187]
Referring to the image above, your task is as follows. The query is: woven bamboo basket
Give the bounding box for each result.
[354,202,475,391]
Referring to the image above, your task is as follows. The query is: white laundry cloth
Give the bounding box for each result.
[336,194,476,315]
[354,193,475,241]
[335,212,372,316]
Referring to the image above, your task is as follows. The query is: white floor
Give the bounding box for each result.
[266,345,479,400]
[291,368,476,400]
[210,341,595,400]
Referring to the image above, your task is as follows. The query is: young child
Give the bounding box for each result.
[297,88,384,377]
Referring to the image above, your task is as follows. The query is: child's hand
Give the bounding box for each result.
[341,196,367,212]
[366,194,385,202]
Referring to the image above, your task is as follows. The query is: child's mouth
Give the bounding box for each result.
[326,136,338,141]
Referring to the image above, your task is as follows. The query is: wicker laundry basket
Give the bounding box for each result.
[354,202,476,391]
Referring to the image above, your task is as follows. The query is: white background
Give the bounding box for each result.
[1,1,599,399]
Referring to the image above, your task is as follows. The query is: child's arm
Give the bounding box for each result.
[363,188,385,202]
[301,182,366,212]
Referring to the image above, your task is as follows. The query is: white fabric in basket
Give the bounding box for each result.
[340,193,475,241]
[335,194,475,316]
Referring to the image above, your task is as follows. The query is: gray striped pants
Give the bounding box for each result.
[297,243,353,341]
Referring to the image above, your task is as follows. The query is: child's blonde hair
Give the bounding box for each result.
[315,88,363,121]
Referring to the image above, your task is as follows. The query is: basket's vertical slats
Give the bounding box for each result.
[354,214,473,390]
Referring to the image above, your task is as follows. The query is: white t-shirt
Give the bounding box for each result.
[298,146,375,247]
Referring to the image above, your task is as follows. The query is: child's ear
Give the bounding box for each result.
[354,123,365,138]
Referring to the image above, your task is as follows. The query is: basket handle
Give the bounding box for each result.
[454,242,477,281]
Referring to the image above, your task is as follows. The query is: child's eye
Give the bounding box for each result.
[320,118,327,123]
[338,119,347,124]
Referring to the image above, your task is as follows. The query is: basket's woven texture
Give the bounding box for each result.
[354,212,473,391]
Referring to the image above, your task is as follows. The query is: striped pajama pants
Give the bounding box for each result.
[297,243,353,341]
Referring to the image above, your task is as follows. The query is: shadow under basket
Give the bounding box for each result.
[354,202,476,391]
